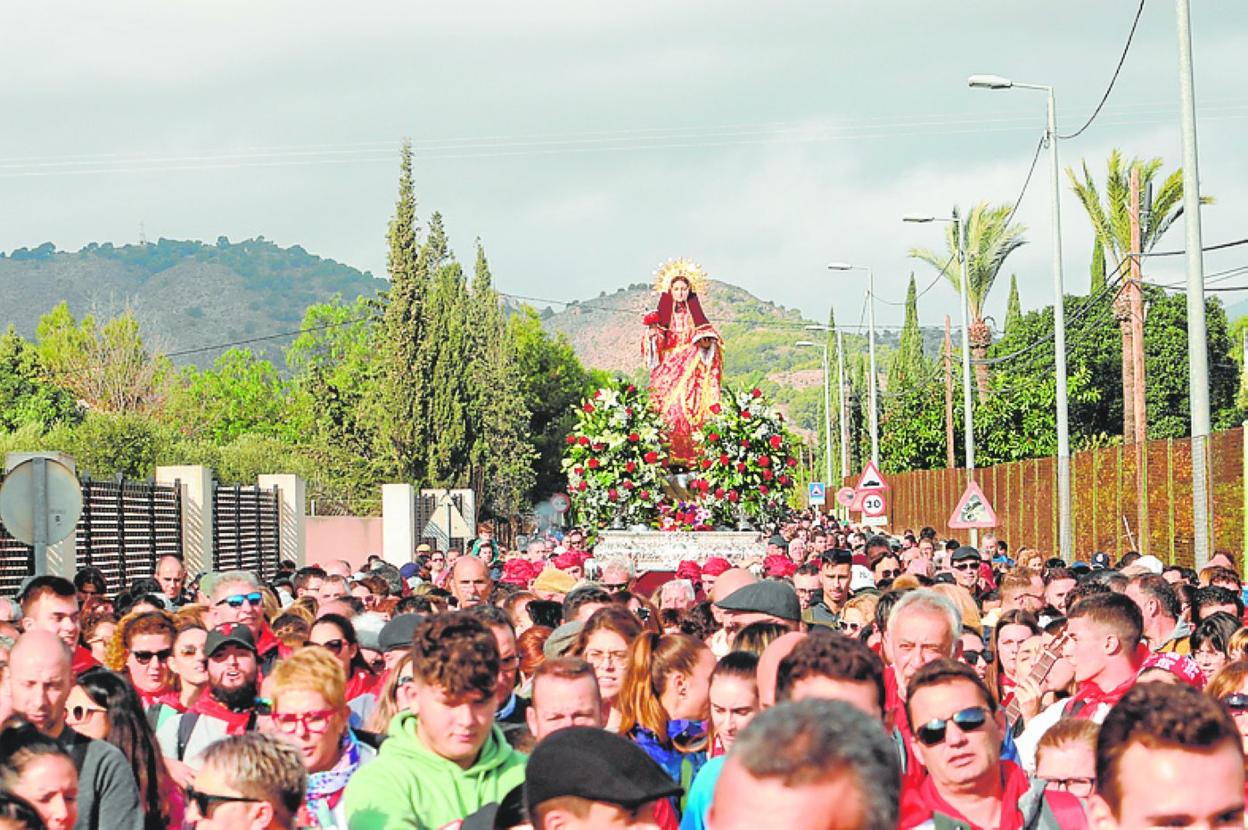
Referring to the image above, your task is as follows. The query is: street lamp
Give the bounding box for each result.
[806,324,851,486]
[828,263,879,468]
[904,212,975,478]
[795,339,835,497]
[969,72,1072,562]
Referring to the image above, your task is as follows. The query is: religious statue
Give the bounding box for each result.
[644,259,723,465]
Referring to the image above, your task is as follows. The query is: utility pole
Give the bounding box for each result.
[1176,0,1211,566]
[836,329,851,483]
[866,276,880,469]
[944,315,956,469]
[1129,167,1149,553]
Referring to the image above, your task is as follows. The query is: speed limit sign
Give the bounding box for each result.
[861,491,887,518]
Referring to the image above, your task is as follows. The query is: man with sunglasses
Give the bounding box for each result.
[187,732,307,830]
[204,570,288,675]
[949,546,983,596]
[900,659,1082,829]
[158,624,264,769]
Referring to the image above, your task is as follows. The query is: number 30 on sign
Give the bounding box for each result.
[861,492,886,517]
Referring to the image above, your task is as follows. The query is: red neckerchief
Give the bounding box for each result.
[885,667,927,790]
[253,622,282,657]
[999,673,1017,709]
[72,644,99,677]
[138,688,184,713]
[345,667,379,701]
[900,760,1031,830]
[191,693,254,735]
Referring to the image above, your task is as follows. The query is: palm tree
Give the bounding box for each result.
[1067,149,1211,441]
[908,202,1027,401]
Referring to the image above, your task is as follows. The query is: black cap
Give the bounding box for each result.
[767,534,788,549]
[951,545,982,563]
[204,623,257,657]
[378,613,424,653]
[714,581,801,622]
[524,727,683,812]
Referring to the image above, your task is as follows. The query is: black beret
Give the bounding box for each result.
[378,613,424,653]
[524,727,682,812]
[714,581,801,622]
[951,545,982,563]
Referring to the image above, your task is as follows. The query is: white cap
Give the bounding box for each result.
[1135,554,1164,575]
[850,564,875,593]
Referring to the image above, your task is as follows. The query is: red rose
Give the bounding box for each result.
[626,408,634,416]
[577,481,588,491]
[701,459,712,470]
[583,402,595,413]
[740,439,750,448]
[759,485,769,495]
[769,434,783,449]
[623,479,634,490]
[594,389,603,399]
[629,432,640,443]
[779,474,791,485]
[643,312,660,326]
[714,487,725,498]
[625,461,636,473]
[627,384,637,393]
[608,488,618,501]
[578,436,589,446]
[710,403,722,414]
[566,434,577,444]
[740,410,751,419]
[644,451,659,464]
[763,469,774,481]
[720,454,730,465]
[708,432,720,442]
[574,466,584,475]
[786,457,798,468]
[593,443,606,452]
[639,490,649,500]
[752,388,762,398]
[588,458,600,469]
[736,462,748,473]
[728,490,739,502]
[758,455,771,467]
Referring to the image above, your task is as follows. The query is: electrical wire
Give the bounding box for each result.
[1138,237,1248,257]
[1057,0,1148,140]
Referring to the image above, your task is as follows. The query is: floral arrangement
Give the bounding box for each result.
[657,500,714,532]
[562,376,668,528]
[688,386,800,526]
[643,311,660,326]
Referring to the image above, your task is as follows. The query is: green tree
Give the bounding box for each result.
[908,202,1027,401]
[420,219,471,486]
[372,141,429,481]
[0,328,78,431]
[880,277,944,471]
[888,275,926,390]
[164,349,287,443]
[1004,275,1022,334]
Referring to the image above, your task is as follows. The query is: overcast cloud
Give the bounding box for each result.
[2,1,1246,332]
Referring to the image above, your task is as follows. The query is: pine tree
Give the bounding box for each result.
[1004,274,1022,333]
[374,141,428,481]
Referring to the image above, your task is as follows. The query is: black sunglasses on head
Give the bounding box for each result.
[915,706,990,746]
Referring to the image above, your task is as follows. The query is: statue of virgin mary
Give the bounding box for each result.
[643,259,723,465]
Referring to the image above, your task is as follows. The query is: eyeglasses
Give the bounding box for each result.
[1222,693,1248,713]
[953,561,981,571]
[131,648,172,664]
[215,592,263,609]
[184,786,261,817]
[876,568,900,579]
[271,708,337,734]
[585,649,628,668]
[1040,776,1096,798]
[962,649,994,665]
[313,639,347,653]
[68,704,106,722]
[601,582,629,592]
[915,706,990,746]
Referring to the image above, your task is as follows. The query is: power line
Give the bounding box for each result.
[1139,237,1248,257]
[1057,0,1148,140]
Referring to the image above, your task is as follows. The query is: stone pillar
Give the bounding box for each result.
[156,465,213,576]
[258,474,306,569]
[382,484,416,567]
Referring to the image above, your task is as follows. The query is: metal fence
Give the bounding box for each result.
[212,482,281,580]
[0,475,183,596]
[873,425,1246,568]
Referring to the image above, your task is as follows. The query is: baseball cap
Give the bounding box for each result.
[1133,554,1164,575]
[204,623,257,657]
[767,534,789,549]
[416,544,432,553]
[1091,551,1111,570]
[378,613,424,653]
[951,546,982,563]
[714,581,801,623]
[524,727,683,813]
[543,621,585,659]
[849,564,875,593]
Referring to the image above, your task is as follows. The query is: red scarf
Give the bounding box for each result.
[72,644,99,677]
[191,693,255,735]
[344,667,379,701]
[138,688,185,713]
[254,623,284,659]
[1066,673,1137,719]
[900,760,1032,830]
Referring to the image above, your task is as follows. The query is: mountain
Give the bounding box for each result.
[0,237,385,368]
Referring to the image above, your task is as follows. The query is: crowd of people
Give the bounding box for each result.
[0,514,1246,829]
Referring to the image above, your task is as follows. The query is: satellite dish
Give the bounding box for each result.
[0,455,83,547]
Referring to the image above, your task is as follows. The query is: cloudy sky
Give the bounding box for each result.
[3,1,1247,333]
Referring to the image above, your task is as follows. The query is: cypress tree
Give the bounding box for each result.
[374,141,428,481]
[421,219,471,486]
[1004,274,1022,334]
[889,274,925,391]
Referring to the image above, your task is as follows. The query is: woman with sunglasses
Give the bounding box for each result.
[106,610,183,715]
[985,610,1041,707]
[1207,661,1248,760]
[269,647,377,829]
[0,720,78,830]
[308,614,378,728]
[573,606,643,731]
[169,618,208,712]
[66,668,183,830]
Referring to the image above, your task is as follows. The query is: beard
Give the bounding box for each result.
[211,678,259,711]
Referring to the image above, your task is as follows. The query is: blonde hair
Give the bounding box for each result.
[284,597,318,626]
[843,593,880,624]
[200,734,306,824]
[1036,717,1099,762]
[931,583,983,638]
[616,631,708,749]
[1206,660,1248,701]
[269,646,347,710]
[367,652,412,733]
[1229,628,1248,661]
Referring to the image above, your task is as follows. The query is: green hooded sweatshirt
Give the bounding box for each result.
[343,711,527,830]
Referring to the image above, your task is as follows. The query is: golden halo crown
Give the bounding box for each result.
[653,258,708,295]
